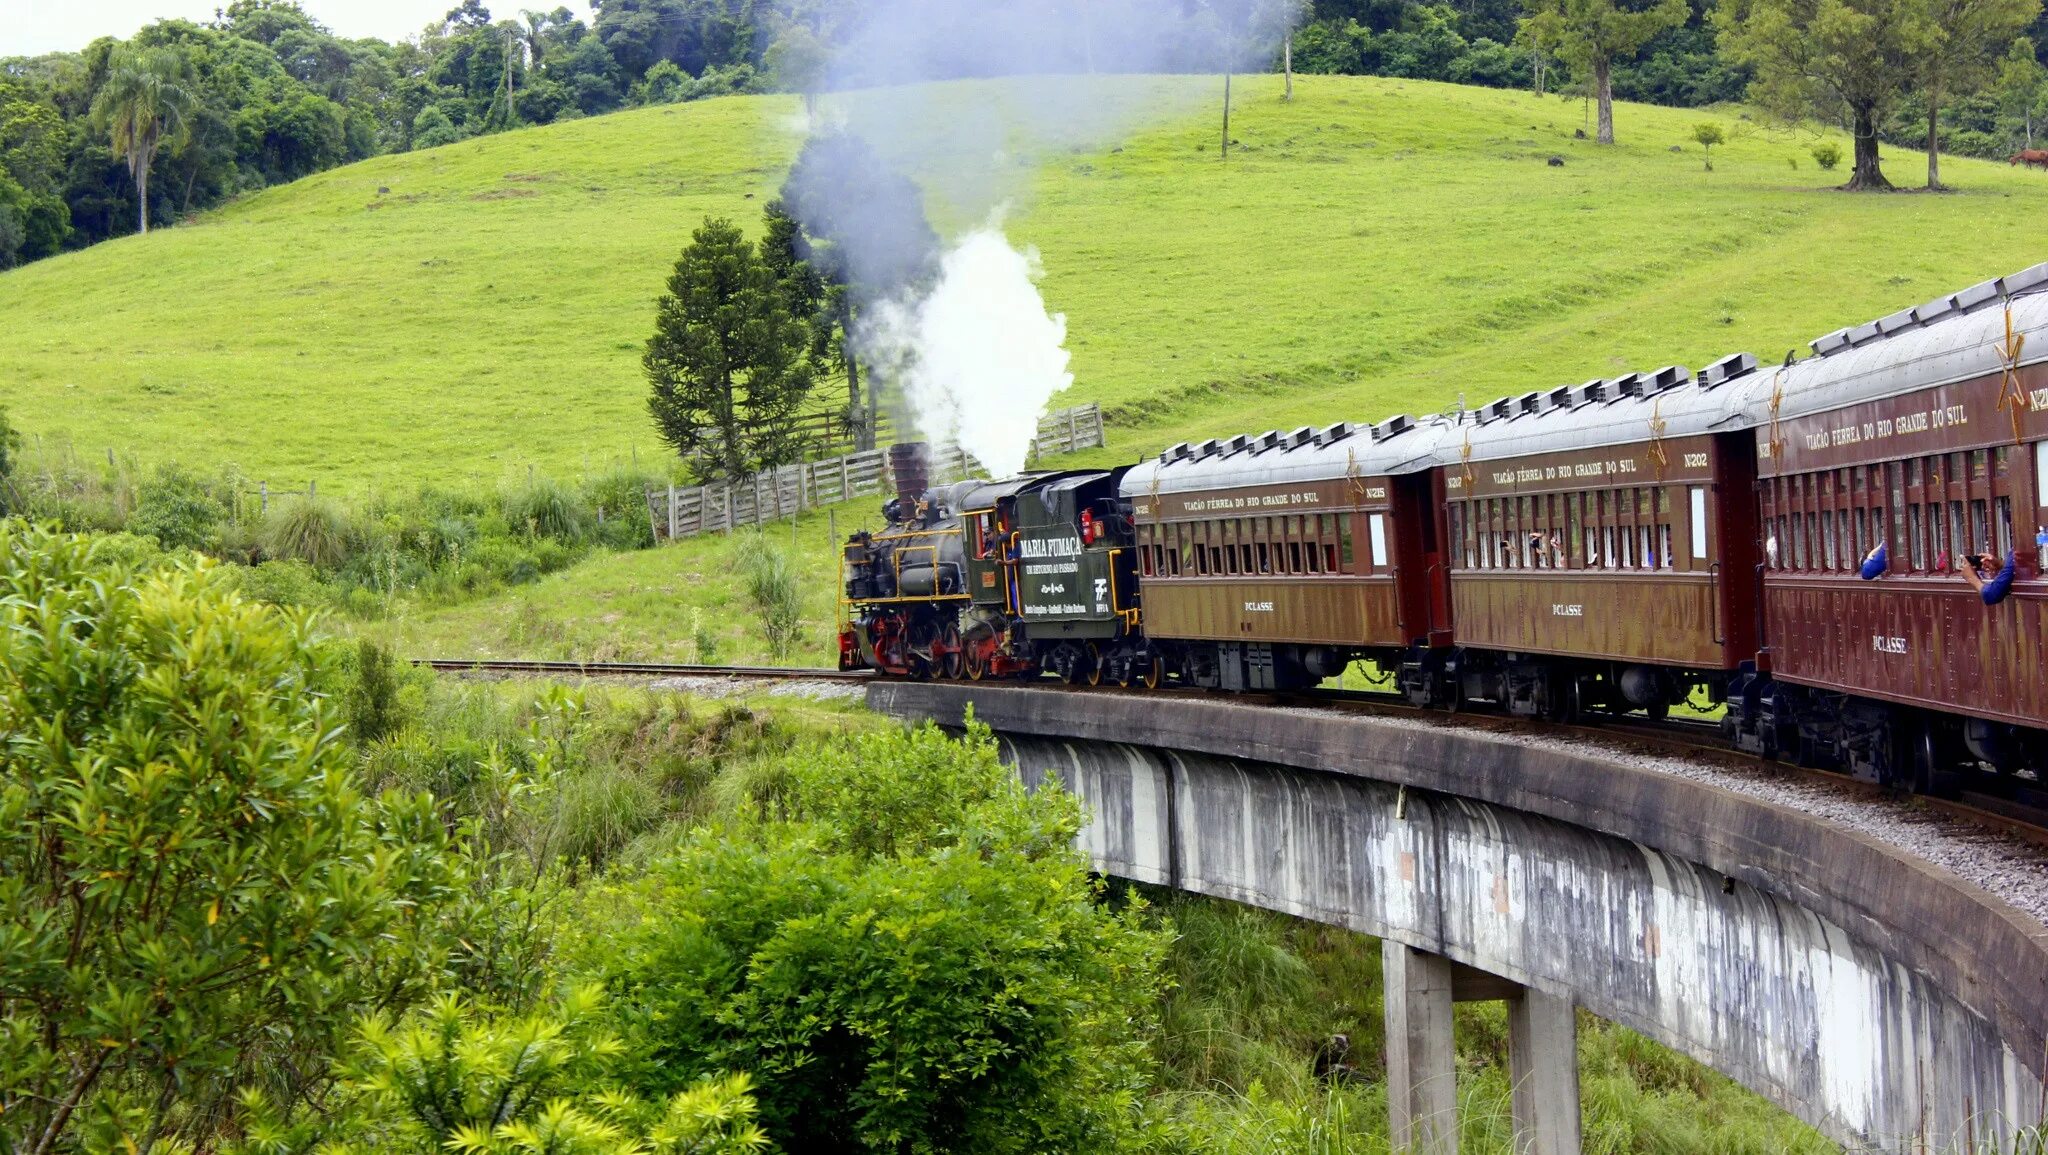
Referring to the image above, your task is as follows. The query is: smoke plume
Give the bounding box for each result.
[780,0,1304,475]
[869,221,1073,477]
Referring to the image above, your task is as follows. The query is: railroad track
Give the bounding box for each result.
[412,658,872,681]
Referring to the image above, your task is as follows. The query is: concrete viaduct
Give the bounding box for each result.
[866,682,2048,1154]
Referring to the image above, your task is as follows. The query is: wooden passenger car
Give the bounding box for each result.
[1117,418,1451,691]
[1736,267,2048,777]
[1433,364,1762,717]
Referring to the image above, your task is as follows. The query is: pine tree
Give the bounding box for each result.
[644,218,816,484]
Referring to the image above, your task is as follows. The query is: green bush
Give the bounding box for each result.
[233,556,331,607]
[263,494,355,568]
[1810,141,1842,170]
[348,638,405,746]
[0,524,457,1155]
[131,462,228,551]
[731,534,802,660]
[505,475,587,542]
[568,721,1168,1154]
[584,467,660,549]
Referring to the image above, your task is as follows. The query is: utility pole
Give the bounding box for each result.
[501,25,518,129]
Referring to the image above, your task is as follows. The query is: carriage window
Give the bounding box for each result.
[1255,542,1271,574]
[1950,500,1968,560]
[1802,512,1816,569]
[1970,499,1989,557]
[2037,443,2048,507]
[1997,497,2014,558]
[1908,506,1925,571]
[1338,514,1355,569]
[1821,510,1836,569]
[1287,541,1303,574]
[1689,487,1708,559]
[1368,513,1390,568]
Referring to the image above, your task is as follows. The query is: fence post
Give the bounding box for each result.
[668,484,678,540]
[260,480,268,515]
[309,479,316,499]
[1068,407,1079,452]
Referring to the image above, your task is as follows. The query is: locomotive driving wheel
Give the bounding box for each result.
[938,623,963,680]
[1141,656,1165,690]
[1084,643,1105,687]
[965,637,989,681]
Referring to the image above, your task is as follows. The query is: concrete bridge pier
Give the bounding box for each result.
[1383,940,1583,1155]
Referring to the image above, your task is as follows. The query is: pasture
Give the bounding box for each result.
[6,74,2048,493]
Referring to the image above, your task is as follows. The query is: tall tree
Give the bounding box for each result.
[645,217,817,483]
[88,46,197,235]
[1915,0,2041,187]
[1996,36,2048,147]
[1516,0,1686,144]
[1717,0,1925,189]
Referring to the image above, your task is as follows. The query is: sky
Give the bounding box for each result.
[2,0,558,57]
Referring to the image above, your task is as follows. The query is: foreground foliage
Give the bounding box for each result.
[0,525,458,1154]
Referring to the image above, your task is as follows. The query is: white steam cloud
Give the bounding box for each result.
[870,222,1072,477]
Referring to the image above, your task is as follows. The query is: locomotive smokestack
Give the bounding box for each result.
[888,441,932,504]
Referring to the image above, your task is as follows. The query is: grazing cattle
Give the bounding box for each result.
[2010,149,2048,169]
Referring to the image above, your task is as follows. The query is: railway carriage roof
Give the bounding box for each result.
[1117,417,1453,500]
[1730,264,2048,428]
[1432,362,1754,467]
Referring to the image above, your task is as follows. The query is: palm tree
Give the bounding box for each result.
[89,46,197,237]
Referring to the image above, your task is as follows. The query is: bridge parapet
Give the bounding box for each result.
[866,683,2048,1153]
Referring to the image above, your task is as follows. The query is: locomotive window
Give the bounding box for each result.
[1339,514,1355,569]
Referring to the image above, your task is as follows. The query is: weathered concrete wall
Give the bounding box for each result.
[867,683,2048,1152]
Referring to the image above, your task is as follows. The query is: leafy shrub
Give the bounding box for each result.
[348,638,405,746]
[0,525,456,1154]
[264,494,355,568]
[505,475,587,542]
[234,557,330,607]
[568,721,1168,1154]
[731,534,802,659]
[131,462,228,551]
[238,985,769,1155]
[692,607,721,664]
[1811,141,1842,170]
[584,467,660,549]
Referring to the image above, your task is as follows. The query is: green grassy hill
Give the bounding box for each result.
[7,74,2047,493]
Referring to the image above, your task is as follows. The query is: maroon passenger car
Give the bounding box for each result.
[1731,267,2048,785]
[1415,362,1764,717]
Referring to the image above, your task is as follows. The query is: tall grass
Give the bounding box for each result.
[731,533,803,660]
[261,495,354,567]
[504,475,587,542]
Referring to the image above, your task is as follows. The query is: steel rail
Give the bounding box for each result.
[413,658,872,681]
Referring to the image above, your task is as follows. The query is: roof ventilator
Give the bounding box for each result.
[2000,263,2048,299]
[1578,378,1607,406]
[1844,320,1883,347]
[1376,415,1414,440]
[1220,434,1251,457]
[1195,438,1223,460]
[1287,426,1316,450]
[1649,365,1689,392]
[1315,422,1358,447]
[1547,384,1577,411]
[1487,397,1514,422]
[1953,278,2001,313]
[1516,392,1542,418]
[1809,328,1851,357]
[1613,373,1646,400]
[1913,296,1957,326]
[1876,308,1918,336]
[1699,352,1757,390]
[1250,430,1282,454]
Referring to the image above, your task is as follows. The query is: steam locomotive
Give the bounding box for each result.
[842,263,2048,793]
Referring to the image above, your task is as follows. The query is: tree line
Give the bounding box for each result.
[5,0,2048,271]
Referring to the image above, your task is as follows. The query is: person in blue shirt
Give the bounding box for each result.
[1859,541,1888,580]
[1959,551,2016,606]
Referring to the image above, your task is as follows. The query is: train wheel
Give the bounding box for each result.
[965,640,988,681]
[938,624,963,680]
[1085,643,1105,687]
[1141,656,1165,690]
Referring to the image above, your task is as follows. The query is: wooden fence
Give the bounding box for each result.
[640,403,1106,543]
